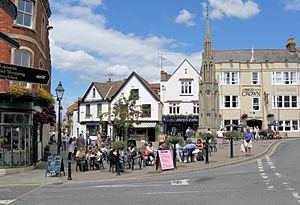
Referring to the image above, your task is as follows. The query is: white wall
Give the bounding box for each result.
[160,60,199,115]
[110,75,160,121]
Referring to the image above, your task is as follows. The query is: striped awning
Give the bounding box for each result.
[133,122,157,128]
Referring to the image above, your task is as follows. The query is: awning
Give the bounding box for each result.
[133,122,157,128]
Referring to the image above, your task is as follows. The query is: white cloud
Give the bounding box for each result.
[79,0,104,7]
[49,2,200,85]
[204,0,260,19]
[175,9,196,27]
[282,0,300,10]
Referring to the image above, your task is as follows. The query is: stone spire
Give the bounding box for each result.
[204,5,212,56]
[198,6,220,133]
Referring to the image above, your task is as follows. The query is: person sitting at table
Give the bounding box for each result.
[128,142,137,159]
[76,147,88,171]
[193,139,204,161]
[183,139,196,163]
[109,148,124,172]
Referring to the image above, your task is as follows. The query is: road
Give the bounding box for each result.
[1,139,299,205]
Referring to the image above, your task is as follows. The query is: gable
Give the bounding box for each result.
[111,72,160,105]
[82,83,103,102]
[168,59,200,83]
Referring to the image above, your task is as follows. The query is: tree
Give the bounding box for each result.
[112,92,141,142]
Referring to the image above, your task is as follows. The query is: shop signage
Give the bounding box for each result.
[162,116,198,122]
[0,62,50,84]
[241,88,260,97]
[45,155,65,177]
[0,0,17,19]
[157,150,174,170]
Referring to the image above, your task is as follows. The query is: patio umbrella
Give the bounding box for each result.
[226,124,238,127]
[237,124,247,128]
[268,121,279,126]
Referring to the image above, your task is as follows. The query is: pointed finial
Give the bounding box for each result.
[207,3,209,16]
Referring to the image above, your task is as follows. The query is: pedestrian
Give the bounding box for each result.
[216,128,224,146]
[255,126,260,140]
[62,132,67,151]
[159,131,166,146]
[67,138,75,160]
[76,131,85,148]
[184,127,193,141]
[244,127,254,156]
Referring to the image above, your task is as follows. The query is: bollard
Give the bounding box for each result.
[116,149,121,176]
[205,138,209,164]
[67,160,72,180]
[230,136,234,158]
[173,144,177,169]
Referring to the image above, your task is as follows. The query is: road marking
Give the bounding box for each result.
[275,172,282,177]
[93,184,165,188]
[0,200,15,205]
[147,191,199,195]
[286,188,295,191]
[170,179,190,186]
[292,192,300,200]
[282,182,289,185]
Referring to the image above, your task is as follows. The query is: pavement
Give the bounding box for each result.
[0,139,280,186]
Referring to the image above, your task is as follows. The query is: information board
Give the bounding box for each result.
[157,150,174,170]
[45,155,65,177]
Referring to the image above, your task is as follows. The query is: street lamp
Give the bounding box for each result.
[55,81,64,155]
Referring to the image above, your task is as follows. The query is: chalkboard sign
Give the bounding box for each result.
[157,150,174,171]
[45,155,65,177]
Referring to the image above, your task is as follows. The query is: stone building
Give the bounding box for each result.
[200,10,300,137]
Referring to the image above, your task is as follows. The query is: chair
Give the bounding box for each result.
[128,152,142,170]
[107,154,118,173]
[185,148,195,163]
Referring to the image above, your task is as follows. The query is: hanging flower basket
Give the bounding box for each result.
[240,113,248,120]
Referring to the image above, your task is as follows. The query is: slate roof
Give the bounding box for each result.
[93,79,126,100]
[66,102,78,115]
[213,49,300,63]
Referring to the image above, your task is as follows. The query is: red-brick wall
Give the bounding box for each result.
[0,0,52,91]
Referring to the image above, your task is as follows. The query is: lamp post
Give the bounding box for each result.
[55,81,65,155]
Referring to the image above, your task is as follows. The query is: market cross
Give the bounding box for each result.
[0,62,50,85]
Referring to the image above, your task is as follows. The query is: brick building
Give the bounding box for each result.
[0,0,52,91]
[0,0,52,172]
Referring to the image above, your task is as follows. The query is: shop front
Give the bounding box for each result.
[0,96,34,169]
[162,115,199,136]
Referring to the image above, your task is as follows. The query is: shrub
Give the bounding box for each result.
[111,141,126,150]
[167,135,185,146]
[224,131,241,140]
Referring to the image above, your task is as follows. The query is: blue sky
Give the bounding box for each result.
[48,0,300,110]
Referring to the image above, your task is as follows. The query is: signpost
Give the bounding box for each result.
[0,0,17,19]
[0,62,50,84]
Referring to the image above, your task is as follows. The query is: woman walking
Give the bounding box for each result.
[244,128,254,156]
